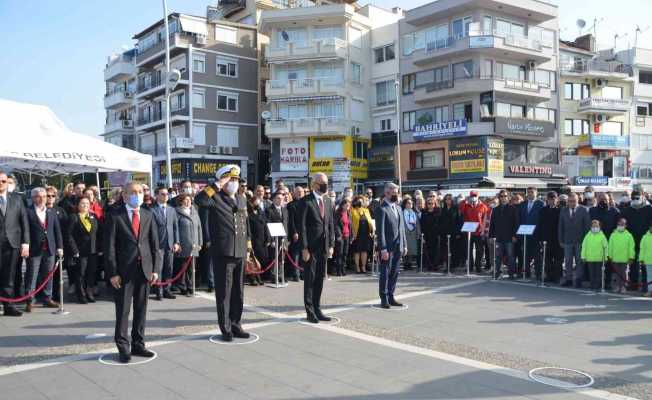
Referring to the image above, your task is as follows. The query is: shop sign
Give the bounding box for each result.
[495,117,555,139]
[449,137,487,178]
[590,134,630,150]
[487,137,504,176]
[280,138,308,172]
[413,119,467,141]
[160,159,241,181]
[505,164,556,178]
[574,176,609,186]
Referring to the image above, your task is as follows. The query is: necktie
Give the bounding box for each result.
[0,196,5,215]
[528,201,532,213]
[319,197,324,219]
[570,208,574,219]
[132,208,140,238]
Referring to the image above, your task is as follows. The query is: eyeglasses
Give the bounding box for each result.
[499,195,508,198]
[46,195,56,198]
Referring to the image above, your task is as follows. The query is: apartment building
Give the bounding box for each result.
[399,0,562,190]
[258,2,402,192]
[559,35,633,190]
[103,49,137,151]
[103,12,260,186]
[616,47,652,191]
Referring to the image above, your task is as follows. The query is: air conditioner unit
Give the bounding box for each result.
[527,60,537,70]
[124,92,132,98]
[209,145,219,154]
[196,34,207,45]
[222,146,233,155]
[122,120,134,128]
[595,114,608,123]
[595,78,608,87]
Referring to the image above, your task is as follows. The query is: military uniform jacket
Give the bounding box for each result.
[197,187,250,259]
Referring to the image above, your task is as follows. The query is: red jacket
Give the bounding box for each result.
[458,201,489,236]
[89,201,104,222]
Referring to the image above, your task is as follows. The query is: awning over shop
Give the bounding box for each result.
[481,177,548,189]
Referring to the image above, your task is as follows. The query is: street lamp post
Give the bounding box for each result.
[394,79,402,194]
[163,0,173,189]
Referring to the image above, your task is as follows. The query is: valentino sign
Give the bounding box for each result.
[505,163,561,178]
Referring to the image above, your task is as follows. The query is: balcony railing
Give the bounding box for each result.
[422,29,548,55]
[579,97,632,112]
[267,77,345,96]
[267,117,347,136]
[266,38,348,60]
[105,119,135,133]
[560,60,632,75]
[137,75,163,94]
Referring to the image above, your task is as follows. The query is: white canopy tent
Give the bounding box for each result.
[0,99,152,180]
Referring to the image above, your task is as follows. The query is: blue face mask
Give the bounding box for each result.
[127,193,143,208]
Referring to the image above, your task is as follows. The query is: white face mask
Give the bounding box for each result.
[470,196,478,204]
[225,181,239,195]
[591,227,600,233]
[617,225,626,232]
[584,192,594,200]
[183,187,193,195]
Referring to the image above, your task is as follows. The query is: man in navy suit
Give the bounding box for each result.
[25,187,63,312]
[519,186,544,279]
[375,182,407,308]
[151,187,180,300]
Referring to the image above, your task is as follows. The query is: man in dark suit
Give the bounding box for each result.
[106,182,162,363]
[195,165,251,342]
[45,185,68,302]
[518,186,545,278]
[489,189,519,279]
[151,187,180,300]
[25,187,63,312]
[0,171,30,317]
[299,173,335,323]
[195,180,221,293]
[558,193,591,288]
[286,186,305,282]
[375,182,407,308]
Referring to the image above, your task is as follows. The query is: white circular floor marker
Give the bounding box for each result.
[208,333,260,345]
[529,367,594,389]
[544,317,569,324]
[370,304,409,311]
[98,351,158,366]
[298,316,340,326]
[85,333,108,340]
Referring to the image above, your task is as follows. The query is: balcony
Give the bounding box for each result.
[136,33,192,67]
[136,109,189,131]
[136,70,189,99]
[411,31,553,66]
[413,76,551,104]
[104,91,134,109]
[266,117,349,138]
[266,77,345,98]
[560,60,632,80]
[104,119,135,134]
[265,38,347,62]
[634,116,652,134]
[577,97,632,115]
[104,56,136,82]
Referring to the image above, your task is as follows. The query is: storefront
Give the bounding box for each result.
[308,136,369,192]
[366,131,397,190]
[270,138,310,188]
[157,156,246,186]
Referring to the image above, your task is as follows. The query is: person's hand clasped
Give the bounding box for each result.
[149,273,159,285]
[381,249,389,261]
[110,275,122,289]
[301,249,311,262]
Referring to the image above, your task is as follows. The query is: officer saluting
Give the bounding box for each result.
[194,165,251,342]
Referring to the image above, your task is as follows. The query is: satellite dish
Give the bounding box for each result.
[281,31,289,41]
[261,110,272,120]
[166,69,182,92]
[577,19,586,29]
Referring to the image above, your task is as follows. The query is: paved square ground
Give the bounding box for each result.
[0,272,650,399]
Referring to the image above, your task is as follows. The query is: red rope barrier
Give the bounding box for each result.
[248,256,280,276]
[151,257,193,287]
[285,251,304,272]
[0,259,61,303]
[610,264,652,290]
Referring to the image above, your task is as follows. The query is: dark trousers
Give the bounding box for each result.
[158,249,174,295]
[114,271,149,354]
[587,262,603,290]
[75,255,97,296]
[175,256,193,292]
[423,237,438,269]
[0,240,19,308]
[303,249,326,319]
[199,247,214,289]
[287,240,301,280]
[212,255,244,335]
[379,247,401,304]
[543,242,563,283]
[518,237,540,277]
[335,239,350,275]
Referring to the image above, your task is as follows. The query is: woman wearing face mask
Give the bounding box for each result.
[420,197,441,271]
[333,198,352,276]
[402,198,421,270]
[67,196,101,304]
[175,194,203,295]
[581,220,609,292]
[439,194,463,270]
[350,195,374,274]
[247,198,268,286]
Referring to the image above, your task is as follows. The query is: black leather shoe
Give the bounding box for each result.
[118,352,132,363]
[380,303,391,309]
[163,292,176,300]
[155,292,162,301]
[207,287,214,293]
[306,315,319,324]
[316,313,332,322]
[232,329,251,339]
[389,299,403,307]
[131,347,156,358]
[222,332,233,342]
[4,307,23,317]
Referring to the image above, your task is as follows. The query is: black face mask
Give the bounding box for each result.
[599,201,608,209]
[317,183,328,194]
[390,194,399,203]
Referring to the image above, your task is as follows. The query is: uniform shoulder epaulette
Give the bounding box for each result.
[204,186,215,197]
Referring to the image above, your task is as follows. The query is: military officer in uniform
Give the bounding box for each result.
[194,165,251,342]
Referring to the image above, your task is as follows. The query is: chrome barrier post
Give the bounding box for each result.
[281,238,286,286]
[447,234,451,276]
[419,234,424,274]
[266,236,287,288]
[522,235,527,281]
[192,256,199,298]
[371,235,378,276]
[492,238,498,281]
[540,241,547,287]
[466,231,472,277]
[53,257,69,316]
[601,246,606,294]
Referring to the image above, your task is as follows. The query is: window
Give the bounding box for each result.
[315,100,344,118]
[402,34,414,56]
[535,70,555,90]
[353,141,368,159]
[216,56,237,77]
[416,70,434,87]
[171,92,185,111]
[413,149,444,169]
[192,89,205,109]
[351,62,361,84]
[602,86,623,99]
[314,140,343,158]
[192,53,206,73]
[496,102,511,117]
[402,74,415,94]
[510,104,525,118]
[483,16,492,32]
[453,102,472,121]
[453,60,473,80]
[504,141,527,163]
[217,125,239,147]
[639,71,652,84]
[375,80,396,106]
[374,44,395,63]
[496,19,525,37]
[452,16,473,38]
[215,25,237,44]
[192,123,206,145]
[602,121,623,135]
[528,147,558,164]
[425,24,449,50]
[564,83,590,100]
[533,107,555,123]
[381,119,392,131]
[403,111,416,131]
[217,91,238,112]
[416,106,449,125]
[140,133,155,153]
[313,25,344,41]
[637,105,649,116]
[277,28,307,48]
[497,62,526,81]
[564,119,590,136]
